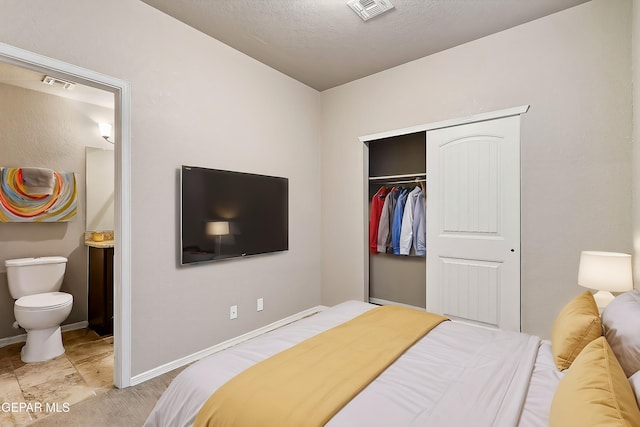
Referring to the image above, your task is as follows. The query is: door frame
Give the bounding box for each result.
[0,43,133,388]
[359,105,529,319]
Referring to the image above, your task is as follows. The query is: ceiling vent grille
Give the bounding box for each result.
[347,0,394,21]
[42,75,76,90]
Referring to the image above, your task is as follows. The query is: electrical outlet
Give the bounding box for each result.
[230,305,238,319]
[257,298,264,312]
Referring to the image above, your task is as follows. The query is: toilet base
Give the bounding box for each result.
[21,326,65,363]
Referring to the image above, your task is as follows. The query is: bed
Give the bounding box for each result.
[144,291,640,427]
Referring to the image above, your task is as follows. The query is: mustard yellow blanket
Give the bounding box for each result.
[194,305,448,427]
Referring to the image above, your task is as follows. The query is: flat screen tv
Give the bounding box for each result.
[180,166,288,265]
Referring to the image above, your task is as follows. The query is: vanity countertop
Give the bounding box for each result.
[84,231,114,248]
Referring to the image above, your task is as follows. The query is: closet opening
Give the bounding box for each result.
[362,106,527,330]
[367,131,426,309]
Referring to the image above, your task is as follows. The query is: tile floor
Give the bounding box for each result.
[0,329,113,426]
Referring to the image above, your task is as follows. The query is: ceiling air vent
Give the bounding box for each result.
[42,75,76,90]
[347,0,394,21]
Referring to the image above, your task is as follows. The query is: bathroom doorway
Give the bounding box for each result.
[0,42,132,389]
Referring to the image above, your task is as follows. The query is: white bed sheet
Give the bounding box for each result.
[520,340,564,427]
[144,301,561,427]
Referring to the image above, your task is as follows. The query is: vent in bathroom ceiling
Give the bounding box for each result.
[42,75,76,90]
[347,0,394,21]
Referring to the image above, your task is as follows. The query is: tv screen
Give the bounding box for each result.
[180,166,288,265]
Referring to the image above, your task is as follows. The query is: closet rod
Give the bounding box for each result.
[380,178,426,185]
[369,172,426,181]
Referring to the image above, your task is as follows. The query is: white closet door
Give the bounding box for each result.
[426,115,521,331]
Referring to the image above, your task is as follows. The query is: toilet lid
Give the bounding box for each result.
[15,292,72,311]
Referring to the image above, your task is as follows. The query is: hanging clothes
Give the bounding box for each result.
[368,186,389,254]
[399,186,422,255]
[412,187,426,256]
[376,187,398,253]
[391,188,409,255]
[387,188,401,253]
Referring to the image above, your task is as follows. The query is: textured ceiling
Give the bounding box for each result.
[140,0,591,91]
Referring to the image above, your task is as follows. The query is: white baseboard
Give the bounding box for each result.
[62,321,89,332]
[0,321,89,348]
[130,305,328,387]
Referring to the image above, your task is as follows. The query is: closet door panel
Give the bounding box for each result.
[440,257,500,327]
[427,116,521,331]
[442,138,499,234]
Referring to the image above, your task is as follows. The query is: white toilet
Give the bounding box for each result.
[5,256,73,363]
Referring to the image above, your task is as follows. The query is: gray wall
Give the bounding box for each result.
[0,83,114,339]
[0,0,323,376]
[320,0,633,339]
[633,1,640,288]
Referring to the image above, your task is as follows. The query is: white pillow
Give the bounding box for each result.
[631,371,640,409]
[601,289,640,377]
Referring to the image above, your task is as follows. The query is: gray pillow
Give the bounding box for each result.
[601,289,640,377]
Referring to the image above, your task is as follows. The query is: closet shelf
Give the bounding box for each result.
[369,172,426,181]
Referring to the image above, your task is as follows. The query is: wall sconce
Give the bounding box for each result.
[578,251,633,312]
[99,123,114,144]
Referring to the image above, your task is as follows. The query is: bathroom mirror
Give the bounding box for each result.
[85,147,114,231]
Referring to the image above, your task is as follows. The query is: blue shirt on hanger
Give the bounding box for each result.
[391,188,409,255]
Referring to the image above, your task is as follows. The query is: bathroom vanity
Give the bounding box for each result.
[86,239,114,336]
[85,147,115,336]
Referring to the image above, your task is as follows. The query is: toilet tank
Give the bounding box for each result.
[5,256,67,299]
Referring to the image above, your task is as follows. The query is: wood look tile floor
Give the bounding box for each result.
[0,329,114,426]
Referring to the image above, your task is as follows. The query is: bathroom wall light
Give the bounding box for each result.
[99,123,114,144]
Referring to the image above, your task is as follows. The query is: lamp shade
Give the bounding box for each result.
[578,251,633,292]
[206,221,230,236]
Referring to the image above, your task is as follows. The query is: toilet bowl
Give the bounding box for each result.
[14,292,73,363]
[5,257,73,363]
